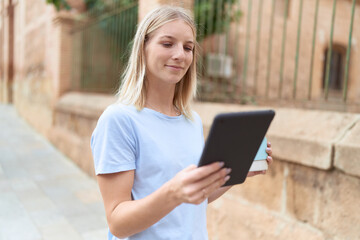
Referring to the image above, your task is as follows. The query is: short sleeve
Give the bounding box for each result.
[90,106,136,175]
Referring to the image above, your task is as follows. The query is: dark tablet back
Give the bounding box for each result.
[198,110,275,186]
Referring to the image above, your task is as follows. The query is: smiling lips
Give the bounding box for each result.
[165,65,184,70]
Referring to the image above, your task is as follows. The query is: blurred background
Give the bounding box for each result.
[0,0,359,239]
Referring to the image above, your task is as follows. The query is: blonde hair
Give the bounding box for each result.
[116,6,198,119]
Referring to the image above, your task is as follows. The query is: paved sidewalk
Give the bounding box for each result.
[0,105,108,240]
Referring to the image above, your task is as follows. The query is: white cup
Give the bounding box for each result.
[249,137,268,172]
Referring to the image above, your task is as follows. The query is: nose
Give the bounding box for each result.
[172,44,185,61]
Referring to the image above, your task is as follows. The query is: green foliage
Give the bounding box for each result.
[46,0,136,13]
[86,0,137,17]
[83,0,99,10]
[194,0,242,40]
[46,0,71,11]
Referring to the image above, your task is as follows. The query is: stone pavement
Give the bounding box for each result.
[0,105,108,240]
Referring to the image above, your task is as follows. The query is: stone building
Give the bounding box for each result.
[1,0,359,239]
[244,0,360,106]
[198,0,360,112]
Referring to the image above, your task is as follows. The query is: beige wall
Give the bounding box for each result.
[0,0,11,103]
[13,0,55,136]
[1,0,75,137]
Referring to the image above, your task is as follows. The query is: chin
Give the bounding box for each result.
[165,76,184,85]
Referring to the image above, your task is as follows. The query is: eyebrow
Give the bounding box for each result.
[159,35,194,44]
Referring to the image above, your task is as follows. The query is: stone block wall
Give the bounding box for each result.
[0,0,76,137]
[49,93,116,178]
[194,102,360,240]
[11,0,56,137]
[49,93,360,240]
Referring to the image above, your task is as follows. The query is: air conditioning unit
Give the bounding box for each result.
[205,53,233,79]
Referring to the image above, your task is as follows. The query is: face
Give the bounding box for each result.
[144,19,194,87]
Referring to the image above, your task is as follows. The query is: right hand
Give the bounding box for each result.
[166,162,231,205]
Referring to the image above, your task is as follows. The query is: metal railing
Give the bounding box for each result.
[69,0,358,112]
[71,1,138,93]
[195,0,358,111]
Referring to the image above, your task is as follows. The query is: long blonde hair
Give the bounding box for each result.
[116,6,198,119]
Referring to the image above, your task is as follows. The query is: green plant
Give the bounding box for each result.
[46,0,135,12]
[46,0,71,10]
[194,0,242,41]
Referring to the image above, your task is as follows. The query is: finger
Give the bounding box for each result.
[267,141,271,148]
[186,162,225,183]
[192,167,231,191]
[266,147,272,156]
[266,156,273,165]
[204,174,231,195]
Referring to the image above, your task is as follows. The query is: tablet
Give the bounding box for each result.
[198,110,275,186]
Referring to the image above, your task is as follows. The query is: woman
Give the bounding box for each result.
[91,6,273,240]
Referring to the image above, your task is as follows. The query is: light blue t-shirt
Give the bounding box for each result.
[91,104,208,240]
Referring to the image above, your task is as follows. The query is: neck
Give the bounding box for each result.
[145,80,179,116]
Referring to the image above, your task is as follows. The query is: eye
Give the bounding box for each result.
[184,46,193,52]
[162,42,172,48]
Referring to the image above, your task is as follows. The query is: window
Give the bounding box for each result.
[322,44,347,93]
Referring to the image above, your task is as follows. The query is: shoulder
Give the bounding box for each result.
[92,104,138,145]
[96,104,137,130]
[99,104,134,122]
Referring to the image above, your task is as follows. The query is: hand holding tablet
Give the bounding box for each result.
[198,110,275,186]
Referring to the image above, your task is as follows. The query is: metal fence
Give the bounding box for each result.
[71,1,138,93]
[195,0,359,111]
[70,0,359,112]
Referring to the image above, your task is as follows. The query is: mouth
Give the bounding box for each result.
[165,65,184,70]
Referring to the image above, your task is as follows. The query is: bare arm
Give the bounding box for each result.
[97,162,230,239]
[97,170,178,238]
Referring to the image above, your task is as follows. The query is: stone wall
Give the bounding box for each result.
[194,102,360,240]
[0,0,76,137]
[13,0,55,136]
[0,0,12,103]
[49,92,360,240]
[49,93,116,178]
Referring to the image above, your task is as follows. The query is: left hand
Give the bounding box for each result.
[247,141,273,177]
